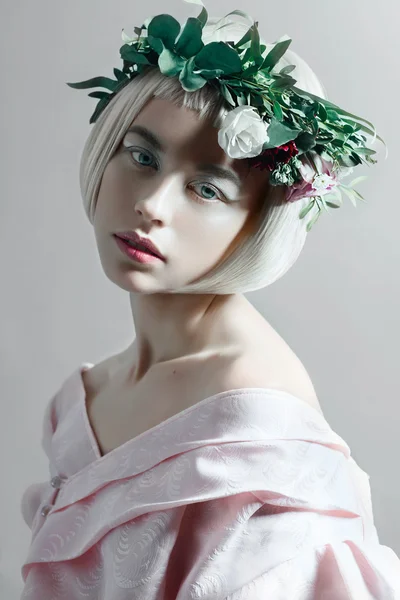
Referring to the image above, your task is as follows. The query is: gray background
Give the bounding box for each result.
[1,0,399,596]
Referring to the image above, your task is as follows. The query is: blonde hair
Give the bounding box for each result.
[79,15,329,294]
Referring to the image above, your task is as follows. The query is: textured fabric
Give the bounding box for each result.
[20,362,400,599]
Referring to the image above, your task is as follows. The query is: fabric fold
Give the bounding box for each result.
[19,364,400,599]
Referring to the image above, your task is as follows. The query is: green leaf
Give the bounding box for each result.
[147,35,164,54]
[196,7,208,28]
[174,17,204,58]
[158,48,186,76]
[120,45,152,64]
[195,41,242,74]
[234,25,253,49]
[262,38,292,71]
[348,175,368,187]
[87,91,110,99]
[219,84,236,106]
[337,154,359,168]
[66,76,118,91]
[318,103,328,122]
[306,207,322,231]
[355,147,377,155]
[292,84,387,151]
[324,188,343,205]
[295,131,316,152]
[195,67,224,80]
[179,56,207,91]
[90,97,110,124]
[113,67,128,82]
[298,200,315,219]
[269,75,297,91]
[250,23,264,66]
[340,185,358,207]
[147,14,181,51]
[279,64,296,75]
[236,91,248,106]
[272,100,283,121]
[263,118,301,148]
[326,108,340,121]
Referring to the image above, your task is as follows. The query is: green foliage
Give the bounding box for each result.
[66,0,386,229]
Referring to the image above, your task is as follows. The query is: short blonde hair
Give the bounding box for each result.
[79,16,329,293]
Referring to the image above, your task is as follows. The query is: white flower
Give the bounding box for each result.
[312,173,337,193]
[218,105,269,159]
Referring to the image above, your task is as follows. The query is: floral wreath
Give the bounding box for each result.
[67,0,387,231]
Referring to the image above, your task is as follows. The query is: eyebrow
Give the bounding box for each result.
[126,124,243,188]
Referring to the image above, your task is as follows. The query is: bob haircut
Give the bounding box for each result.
[79,16,329,294]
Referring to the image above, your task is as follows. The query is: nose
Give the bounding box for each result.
[134,175,178,224]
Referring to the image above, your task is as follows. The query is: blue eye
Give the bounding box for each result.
[129,148,158,169]
[190,183,221,203]
[127,147,227,204]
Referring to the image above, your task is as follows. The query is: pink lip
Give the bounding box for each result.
[114,235,164,264]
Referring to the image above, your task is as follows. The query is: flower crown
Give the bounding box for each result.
[67,0,387,231]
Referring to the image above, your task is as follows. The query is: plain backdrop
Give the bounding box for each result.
[1,0,399,597]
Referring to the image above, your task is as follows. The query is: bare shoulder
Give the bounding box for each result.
[214,311,324,416]
[226,350,323,415]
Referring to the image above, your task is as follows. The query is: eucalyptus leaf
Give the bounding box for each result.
[90,97,110,124]
[250,23,264,66]
[340,185,358,207]
[179,56,207,91]
[195,41,242,74]
[326,108,340,121]
[195,67,224,79]
[147,14,181,51]
[348,175,368,187]
[306,208,322,232]
[298,201,315,219]
[279,64,296,75]
[234,25,253,49]
[120,45,152,64]
[263,118,301,148]
[88,91,110,99]
[236,91,248,106]
[295,132,316,152]
[158,48,186,76]
[318,103,327,122]
[113,67,128,82]
[273,100,283,121]
[220,84,236,106]
[146,34,164,54]
[66,76,118,91]
[269,75,297,91]
[174,17,204,58]
[196,7,208,28]
[355,147,377,155]
[324,187,343,204]
[262,38,292,71]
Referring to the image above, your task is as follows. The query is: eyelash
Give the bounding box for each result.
[126,147,227,205]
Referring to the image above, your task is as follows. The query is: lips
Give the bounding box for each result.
[114,232,165,260]
[122,239,159,257]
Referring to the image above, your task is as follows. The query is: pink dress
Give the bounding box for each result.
[20,363,400,599]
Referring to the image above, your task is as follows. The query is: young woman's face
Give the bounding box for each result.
[93,96,270,293]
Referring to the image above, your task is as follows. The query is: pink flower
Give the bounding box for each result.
[286,153,339,203]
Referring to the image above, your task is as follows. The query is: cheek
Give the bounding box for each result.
[175,207,249,260]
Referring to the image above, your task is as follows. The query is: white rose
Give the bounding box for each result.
[217,105,269,159]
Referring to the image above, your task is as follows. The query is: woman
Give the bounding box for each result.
[20,3,400,598]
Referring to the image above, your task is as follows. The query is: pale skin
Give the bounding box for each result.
[85,96,322,456]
